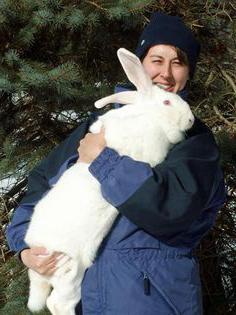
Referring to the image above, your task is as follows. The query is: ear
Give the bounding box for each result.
[95,91,138,108]
[117,48,152,93]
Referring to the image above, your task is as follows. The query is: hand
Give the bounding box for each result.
[20,247,65,276]
[78,128,106,164]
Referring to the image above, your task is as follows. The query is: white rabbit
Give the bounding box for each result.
[24,48,194,315]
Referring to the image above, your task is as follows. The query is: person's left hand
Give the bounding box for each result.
[77,128,106,164]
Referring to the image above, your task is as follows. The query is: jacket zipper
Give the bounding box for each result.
[143,272,150,296]
[142,272,180,315]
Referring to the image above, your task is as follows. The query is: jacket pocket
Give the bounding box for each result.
[144,272,181,315]
[116,250,181,315]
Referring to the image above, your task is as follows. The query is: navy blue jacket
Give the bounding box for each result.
[6,87,226,314]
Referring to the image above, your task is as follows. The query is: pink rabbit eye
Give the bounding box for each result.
[163,100,171,105]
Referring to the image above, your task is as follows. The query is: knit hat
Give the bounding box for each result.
[135,12,200,78]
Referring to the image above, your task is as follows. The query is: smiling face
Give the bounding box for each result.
[142,45,189,93]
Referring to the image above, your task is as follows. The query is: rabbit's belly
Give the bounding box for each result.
[25,165,118,257]
[26,195,117,258]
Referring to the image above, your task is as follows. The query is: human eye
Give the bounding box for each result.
[152,59,162,64]
[172,59,182,65]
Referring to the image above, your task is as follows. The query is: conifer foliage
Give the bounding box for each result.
[0,1,235,314]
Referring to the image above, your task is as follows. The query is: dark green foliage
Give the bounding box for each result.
[0,257,50,314]
[0,0,235,314]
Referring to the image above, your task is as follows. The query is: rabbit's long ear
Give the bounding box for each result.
[95,91,138,108]
[117,48,152,93]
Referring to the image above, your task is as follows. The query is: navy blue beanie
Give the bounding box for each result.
[135,12,201,78]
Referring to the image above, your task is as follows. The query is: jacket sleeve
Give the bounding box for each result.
[6,118,93,254]
[89,118,226,240]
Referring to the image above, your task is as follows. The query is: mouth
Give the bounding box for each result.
[154,83,174,92]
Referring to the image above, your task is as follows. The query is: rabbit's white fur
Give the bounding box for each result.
[24,48,194,315]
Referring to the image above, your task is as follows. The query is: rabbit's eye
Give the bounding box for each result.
[163,100,171,105]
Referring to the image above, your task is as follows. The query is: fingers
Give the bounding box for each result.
[80,127,105,144]
[55,254,71,268]
[35,252,67,276]
[36,259,58,276]
[31,246,50,255]
[21,247,69,277]
[54,256,72,277]
[77,129,106,163]
[36,254,72,277]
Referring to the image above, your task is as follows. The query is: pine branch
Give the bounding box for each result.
[213,105,236,131]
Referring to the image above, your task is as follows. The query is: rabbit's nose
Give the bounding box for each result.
[188,118,194,127]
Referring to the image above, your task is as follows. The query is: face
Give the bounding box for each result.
[142,45,189,93]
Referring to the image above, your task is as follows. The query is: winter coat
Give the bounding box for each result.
[6,86,226,315]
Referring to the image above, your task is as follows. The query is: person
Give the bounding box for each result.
[6,12,226,314]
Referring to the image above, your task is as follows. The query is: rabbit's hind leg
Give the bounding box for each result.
[27,269,51,312]
[47,257,84,315]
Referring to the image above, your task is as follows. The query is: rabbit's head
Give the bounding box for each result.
[148,87,194,143]
[95,48,194,142]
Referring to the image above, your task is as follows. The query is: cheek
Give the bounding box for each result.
[173,69,189,88]
[147,68,158,79]
[143,61,160,79]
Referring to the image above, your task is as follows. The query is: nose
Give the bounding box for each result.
[160,63,173,80]
[188,117,194,127]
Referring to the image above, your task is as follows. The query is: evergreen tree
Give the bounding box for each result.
[0,0,235,313]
